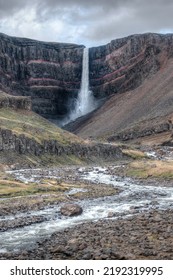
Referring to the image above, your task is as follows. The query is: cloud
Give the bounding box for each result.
[0,0,32,17]
[0,0,173,46]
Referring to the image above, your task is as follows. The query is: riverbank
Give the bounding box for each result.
[0,156,173,259]
[1,209,173,260]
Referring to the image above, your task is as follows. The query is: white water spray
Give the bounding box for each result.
[70,47,96,121]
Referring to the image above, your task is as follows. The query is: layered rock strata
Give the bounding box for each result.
[1,33,173,120]
[0,91,31,110]
[0,33,84,118]
[89,33,173,98]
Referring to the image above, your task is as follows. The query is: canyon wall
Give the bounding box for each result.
[0,33,84,118]
[1,33,173,119]
[89,33,173,98]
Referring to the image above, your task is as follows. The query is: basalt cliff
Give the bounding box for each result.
[89,33,173,97]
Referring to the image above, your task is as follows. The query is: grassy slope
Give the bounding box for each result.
[0,104,85,168]
[127,159,173,179]
[0,102,88,197]
[0,108,82,145]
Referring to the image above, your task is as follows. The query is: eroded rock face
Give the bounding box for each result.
[0,91,31,110]
[0,127,124,161]
[89,33,173,98]
[60,203,83,217]
[0,33,84,118]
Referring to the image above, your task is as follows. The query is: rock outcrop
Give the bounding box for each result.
[108,122,171,142]
[0,127,124,160]
[0,33,84,118]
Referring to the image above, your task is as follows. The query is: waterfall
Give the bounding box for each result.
[69,47,95,121]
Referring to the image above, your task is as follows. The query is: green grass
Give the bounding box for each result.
[0,177,72,197]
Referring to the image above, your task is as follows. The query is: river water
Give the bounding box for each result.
[0,165,173,253]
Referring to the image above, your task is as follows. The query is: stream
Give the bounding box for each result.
[0,165,173,253]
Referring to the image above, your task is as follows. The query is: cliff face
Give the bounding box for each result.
[89,33,173,98]
[0,127,123,163]
[1,33,173,120]
[0,33,84,118]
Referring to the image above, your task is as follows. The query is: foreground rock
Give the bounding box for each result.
[60,203,83,217]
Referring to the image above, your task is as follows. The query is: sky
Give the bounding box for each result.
[0,0,173,47]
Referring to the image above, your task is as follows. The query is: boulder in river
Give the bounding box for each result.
[60,203,83,217]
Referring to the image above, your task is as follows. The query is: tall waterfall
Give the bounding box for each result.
[70,47,95,121]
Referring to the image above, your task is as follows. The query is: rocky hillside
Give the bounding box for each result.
[0,33,84,118]
[72,57,173,145]
[0,106,124,168]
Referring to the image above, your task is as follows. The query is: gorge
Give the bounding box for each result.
[1,32,173,143]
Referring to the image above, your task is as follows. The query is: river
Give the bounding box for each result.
[0,164,173,253]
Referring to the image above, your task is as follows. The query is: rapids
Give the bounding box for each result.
[0,165,173,253]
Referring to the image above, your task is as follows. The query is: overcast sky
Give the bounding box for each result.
[0,0,173,47]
